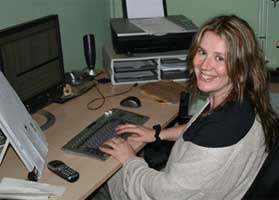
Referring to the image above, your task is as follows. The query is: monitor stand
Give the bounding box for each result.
[51,81,96,104]
[36,110,56,131]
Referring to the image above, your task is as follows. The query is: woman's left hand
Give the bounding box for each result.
[99,137,136,164]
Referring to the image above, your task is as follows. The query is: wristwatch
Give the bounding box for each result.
[152,124,162,143]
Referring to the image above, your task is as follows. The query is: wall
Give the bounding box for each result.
[265,1,279,68]
[0,0,111,72]
[0,1,277,71]
[167,0,259,29]
[110,0,279,68]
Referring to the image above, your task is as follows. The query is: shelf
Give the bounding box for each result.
[103,45,188,85]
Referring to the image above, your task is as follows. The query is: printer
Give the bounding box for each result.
[110,15,198,54]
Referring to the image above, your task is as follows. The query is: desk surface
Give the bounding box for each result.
[0,83,180,200]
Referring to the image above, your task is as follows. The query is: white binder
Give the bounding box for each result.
[0,71,48,179]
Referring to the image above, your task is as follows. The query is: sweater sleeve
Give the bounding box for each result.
[118,143,240,200]
[107,100,264,200]
[122,157,197,200]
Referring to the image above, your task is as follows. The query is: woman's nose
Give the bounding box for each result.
[200,56,213,70]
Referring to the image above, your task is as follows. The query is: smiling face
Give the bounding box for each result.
[193,31,232,106]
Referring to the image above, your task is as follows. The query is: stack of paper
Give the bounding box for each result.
[0,177,66,200]
[130,17,187,35]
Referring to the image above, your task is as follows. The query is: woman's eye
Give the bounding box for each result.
[197,49,206,55]
[216,56,224,62]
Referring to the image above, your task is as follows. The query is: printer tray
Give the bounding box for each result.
[114,59,157,73]
[114,70,157,83]
[160,69,188,80]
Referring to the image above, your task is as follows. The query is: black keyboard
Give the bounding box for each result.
[62,108,149,160]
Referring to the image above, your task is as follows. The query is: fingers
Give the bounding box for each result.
[99,137,136,164]
[102,137,124,147]
[115,124,138,134]
[127,134,146,142]
[100,138,124,151]
[115,124,147,137]
[116,124,137,129]
[114,124,154,143]
[99,145,114,155]
[99,138,118,155]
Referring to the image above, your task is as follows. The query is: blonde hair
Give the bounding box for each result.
[187,15,278,151]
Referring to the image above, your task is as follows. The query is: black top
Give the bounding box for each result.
[183,100,255,148]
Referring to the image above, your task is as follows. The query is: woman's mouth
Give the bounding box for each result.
[199,72,216,82]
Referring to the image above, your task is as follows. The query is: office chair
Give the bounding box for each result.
[242,130,279,199]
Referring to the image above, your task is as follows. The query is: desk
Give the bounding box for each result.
[0,83,180,199]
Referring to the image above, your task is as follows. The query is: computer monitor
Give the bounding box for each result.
[0,15,65,113]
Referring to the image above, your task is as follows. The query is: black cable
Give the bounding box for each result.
[86,83,138,110]
[86,84,106,110]
[37,110,56,131]
[93,71,104,79]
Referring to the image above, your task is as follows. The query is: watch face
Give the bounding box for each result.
[153,124,161,141]
[153,124,161,132]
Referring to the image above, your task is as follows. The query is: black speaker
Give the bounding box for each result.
[83,34,96,77]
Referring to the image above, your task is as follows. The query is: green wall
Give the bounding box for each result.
[166,0,259,30]
[0,0,111,72]
[0,0,277,72]
[265,5,279,68]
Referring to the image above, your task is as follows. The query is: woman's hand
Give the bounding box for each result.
[99,137,135,164]
[115,124,156,143]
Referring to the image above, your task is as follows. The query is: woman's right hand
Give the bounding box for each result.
[115,124,156,143]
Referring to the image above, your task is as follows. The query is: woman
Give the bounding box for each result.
[98,15,278,200]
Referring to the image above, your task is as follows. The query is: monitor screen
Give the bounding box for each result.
[0,15,65,113]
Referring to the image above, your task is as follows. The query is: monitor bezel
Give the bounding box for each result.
[0,15,65,113]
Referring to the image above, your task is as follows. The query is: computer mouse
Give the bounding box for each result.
[120,96,141,108]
